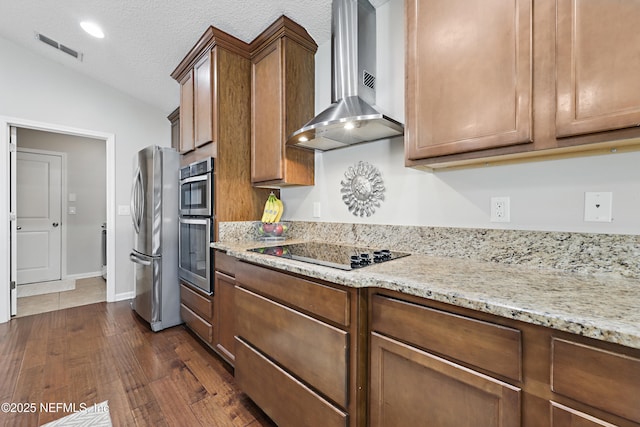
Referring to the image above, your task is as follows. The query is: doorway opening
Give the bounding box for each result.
[0,117,116,321]
[15,129,107,316]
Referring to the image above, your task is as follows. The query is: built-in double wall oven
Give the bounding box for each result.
[178,158,214,294]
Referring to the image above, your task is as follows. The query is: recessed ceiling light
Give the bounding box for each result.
[80,21,104,39]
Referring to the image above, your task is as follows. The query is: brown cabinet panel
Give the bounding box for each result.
[193,50,216,148]
[235,286,348,407]
[370,332,521,426]
[551,402,619,427]
[179,70,194,153]
[371,295,521,381]
[213,271,235,364]
[214,250,237,277]
[252,42,284,182]
[180,303,212,344]
[556,0,640,137]
[250,16,316,187]
[405,0,532,160]
[236,261,350,326]
[552,338,640,423]
[235,337,348,427]
[180,283,213,321]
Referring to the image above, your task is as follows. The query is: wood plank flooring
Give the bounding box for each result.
[0,301,276,426]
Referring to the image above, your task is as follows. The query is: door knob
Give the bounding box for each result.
[53,222,59,227]
[16,226,22,230]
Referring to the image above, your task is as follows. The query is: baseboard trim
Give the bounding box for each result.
[66,271,102,280]
[114,291,135,302]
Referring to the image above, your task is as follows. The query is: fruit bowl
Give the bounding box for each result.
[256,222,289,241]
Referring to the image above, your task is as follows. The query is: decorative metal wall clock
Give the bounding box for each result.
[340,161,385,217]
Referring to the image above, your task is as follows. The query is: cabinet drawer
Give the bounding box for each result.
[215,250,237,277]
[180,283,213,320]
[180,304,212,343]
[235,338,347,427]
[236,261,350,326]
[552,338,640,423]
[235,286,348,407]
[371,295,521,381]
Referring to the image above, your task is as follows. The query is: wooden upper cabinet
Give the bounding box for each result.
[167,107,180,152]
[171,27,243,158]
[193,49,217,148]
[250,16,317,187]
[179,70,194,153]
[405,0,532,161]
[556,0,640,137]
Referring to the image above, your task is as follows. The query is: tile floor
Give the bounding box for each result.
[16,276,107,317]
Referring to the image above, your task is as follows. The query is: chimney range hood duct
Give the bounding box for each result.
[287,0,404,151]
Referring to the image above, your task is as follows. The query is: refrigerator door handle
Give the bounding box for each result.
[130,167,143,234]
[130,252,152,266]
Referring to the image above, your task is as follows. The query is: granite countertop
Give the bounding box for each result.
[213,240,640,350]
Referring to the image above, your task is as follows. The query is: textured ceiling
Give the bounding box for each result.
[0,0,343,114]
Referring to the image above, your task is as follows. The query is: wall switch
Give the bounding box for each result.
[584,192,612,222]
[490,197,510,222]
[68,193,76,202]
[118,205,130,216]
[313,202,321,218]
[68,206,76,215]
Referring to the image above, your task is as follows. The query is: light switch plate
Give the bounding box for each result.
[68,206,76,215]
[584,192,612,222]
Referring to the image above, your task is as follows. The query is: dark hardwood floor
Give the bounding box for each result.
[0,301,276,426]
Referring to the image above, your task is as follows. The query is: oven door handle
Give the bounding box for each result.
[129,252,152,266]
[181,174,208,185]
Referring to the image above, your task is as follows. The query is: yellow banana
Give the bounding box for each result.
[261,195,273,222]
[274,197,284,222]
[265,193,278,223]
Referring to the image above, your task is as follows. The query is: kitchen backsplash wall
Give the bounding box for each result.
[281,0,640,236]
[219,221,640,280]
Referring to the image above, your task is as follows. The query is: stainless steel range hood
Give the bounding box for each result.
[287,0,404,151]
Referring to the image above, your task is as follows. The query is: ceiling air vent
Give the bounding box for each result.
[35,32,83,61]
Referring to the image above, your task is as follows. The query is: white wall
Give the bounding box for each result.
[282,0,640,236]
[0,35,172,309]
[18,128,106,276]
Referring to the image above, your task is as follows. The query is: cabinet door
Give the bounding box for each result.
[551,402,618,427]
[194,49,217,148]
[370,332,520,427]
[179,70,194,153]
[405,0,532,160]
[556,0,640,137]
[214,271,235,364]
[252,41,284,183]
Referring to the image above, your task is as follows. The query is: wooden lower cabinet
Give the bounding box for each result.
[213,271,235,364]
[180,282,213,345]
[370,332,521,426]
[235,337,347,427]
[369,290,640,427]
[234,261,365,427]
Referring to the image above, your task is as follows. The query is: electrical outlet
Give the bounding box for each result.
[491,197,510,222]
[584,192,612,222]
[313,202,321,218]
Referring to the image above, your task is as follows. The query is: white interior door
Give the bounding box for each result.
[16,150,62,284]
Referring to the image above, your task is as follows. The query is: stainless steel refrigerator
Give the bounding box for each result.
[129,145,181,331]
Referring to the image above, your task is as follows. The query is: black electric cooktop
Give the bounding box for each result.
[248,242,410,271]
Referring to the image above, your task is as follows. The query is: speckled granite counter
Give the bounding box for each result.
[213,238,640,350]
